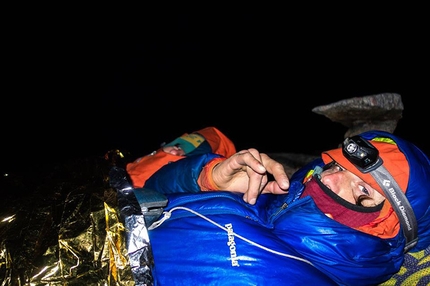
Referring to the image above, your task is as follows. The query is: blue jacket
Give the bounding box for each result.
[144,131,430,285]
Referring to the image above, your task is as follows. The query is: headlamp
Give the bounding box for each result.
[342,136,383,173]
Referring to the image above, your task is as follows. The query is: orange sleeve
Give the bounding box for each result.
[126,149,185,188]
[197,157,225,191]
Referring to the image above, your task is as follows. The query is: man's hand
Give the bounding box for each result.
[211,148,290,205]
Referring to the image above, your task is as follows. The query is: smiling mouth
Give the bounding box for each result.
[356,195,374,207]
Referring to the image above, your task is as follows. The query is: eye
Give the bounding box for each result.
[359,185,369,196]
[322,161,336,171]
[333,163,344,172]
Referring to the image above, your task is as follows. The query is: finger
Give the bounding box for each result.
[240,150,287,203]
[243,169,265,205]
[262,181,289,195]
[233,149,266,174]
[245,148,267,174]
[233,149,266,204]
[212,150,264,192]
[240,150,263,203]
[260,154,290,190]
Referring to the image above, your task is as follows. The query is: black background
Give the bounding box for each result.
[2,9,428,173]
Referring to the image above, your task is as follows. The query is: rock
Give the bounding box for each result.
[311,93,403,138]
[270,93,405,177]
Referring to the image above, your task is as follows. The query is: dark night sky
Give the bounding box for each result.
[2,10,428,173]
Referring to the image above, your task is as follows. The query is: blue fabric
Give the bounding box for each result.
[143,130,430,285]
[145,153,221,194]
[149,192,336,285]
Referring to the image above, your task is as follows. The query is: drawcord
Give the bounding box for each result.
[149,206,314,266]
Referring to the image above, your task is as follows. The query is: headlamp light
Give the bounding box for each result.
[342,136,383,173]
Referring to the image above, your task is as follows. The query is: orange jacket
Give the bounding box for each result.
[126,127,236,188]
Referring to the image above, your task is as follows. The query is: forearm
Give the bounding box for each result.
[144,153,223,194]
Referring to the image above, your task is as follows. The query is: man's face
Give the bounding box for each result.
[162,145,185,156]
[320,163,386,207]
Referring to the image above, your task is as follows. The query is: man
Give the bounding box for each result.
[121,130,430,285]
[125,126,236,188]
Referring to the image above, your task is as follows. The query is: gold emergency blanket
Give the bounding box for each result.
[0,157,136,285]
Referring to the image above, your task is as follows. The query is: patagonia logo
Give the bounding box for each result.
[225,223,240,267]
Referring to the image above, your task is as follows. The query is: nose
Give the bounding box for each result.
[320,173,339,193]
[320,171,356,205]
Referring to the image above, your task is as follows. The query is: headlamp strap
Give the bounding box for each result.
[370,165,418,252]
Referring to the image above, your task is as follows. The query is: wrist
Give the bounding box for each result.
[197,157,225,191]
